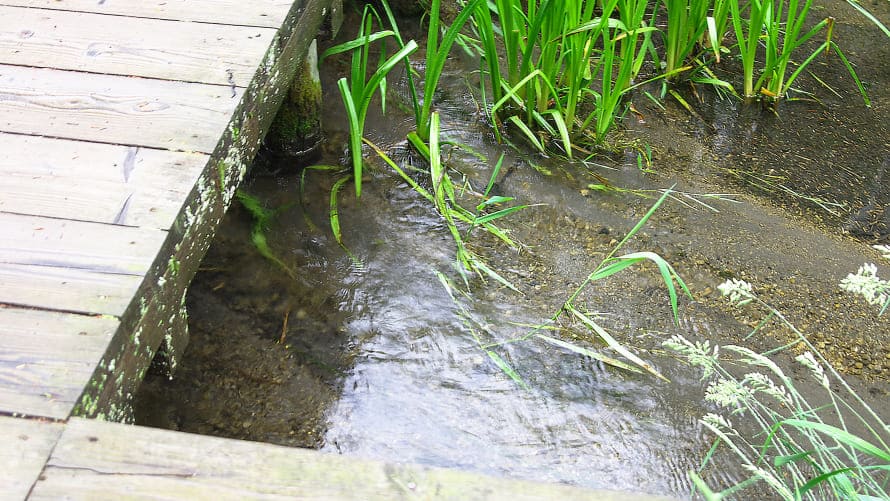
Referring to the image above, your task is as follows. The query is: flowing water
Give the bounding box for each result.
[136,2,890,498]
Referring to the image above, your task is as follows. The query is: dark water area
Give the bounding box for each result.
[136,1,890,498]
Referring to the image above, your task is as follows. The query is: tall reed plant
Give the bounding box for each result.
[321,4,417,197]
[369,112,526,288]
[728,0,868,103]
[477,0,660,151]
[662,0,711,75]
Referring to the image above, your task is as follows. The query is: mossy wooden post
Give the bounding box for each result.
[71,0,333,423]
[266,39,324,162]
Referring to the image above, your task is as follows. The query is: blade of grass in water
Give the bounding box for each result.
[486,350,530,389]
[568,306,670,382]
[329,175,351,246]
[535,333,644,374]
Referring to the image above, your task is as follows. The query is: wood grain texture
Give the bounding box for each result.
[0,6,273,86]
[32,418,671,501]
[0,0,295,27]
[0,65,242,153]
[0,307,117,419]
[0,133,208,229]
[0,263,141,316]
[0,212,167,275]
[0,416,64,500]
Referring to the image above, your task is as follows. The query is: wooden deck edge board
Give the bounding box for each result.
[0,6,274,87]
[0,64,244,153]
[0,416,64,501]
[0,307,119,419]
[28,418,678,501]
[0,0,295,28]
[0,134,209,229]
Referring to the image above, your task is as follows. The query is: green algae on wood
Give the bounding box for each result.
[266,39,324,163]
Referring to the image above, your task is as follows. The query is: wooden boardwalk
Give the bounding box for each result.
[0,1,674,499]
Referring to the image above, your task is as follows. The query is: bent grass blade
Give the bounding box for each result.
[568,306,670,382]
[535,333,644,374]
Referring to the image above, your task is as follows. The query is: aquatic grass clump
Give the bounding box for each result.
[472,0,661,152]
[321,3,418,197]
[728,0,869,104]
[369,112,527,289]
[455,189,691,383]
[669,279,890,500]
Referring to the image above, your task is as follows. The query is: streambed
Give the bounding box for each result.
[136,1,890,497]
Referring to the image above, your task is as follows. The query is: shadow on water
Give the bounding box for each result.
[137,1,890,497]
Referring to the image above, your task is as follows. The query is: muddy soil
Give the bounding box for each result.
[137,0,890,496]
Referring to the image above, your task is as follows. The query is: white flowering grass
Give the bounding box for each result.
[840,246,890,314]
[665,280,890,500]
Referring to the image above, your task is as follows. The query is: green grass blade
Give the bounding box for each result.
[329,175,352,246]
[365,138,434,202]
[844,0,890,38]
[507,116,545,152]
[473,205,529,225]
[535,333,644,374]
[473,258,521,293]
[486,350,529,389]
[359,41,419,121]
[588,257,645,281]
[406,131,432,162]
[830,41,871,107]
[337,77,364,198]
[605,187,674,261]
[568,306,670,382]
[794,468,857,498]
[779,419,890,462]
[544,110,573,158]
[320,31,396,60]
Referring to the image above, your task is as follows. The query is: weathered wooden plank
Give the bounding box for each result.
[32,418,670,501]
[0,133,208,229]
[0,416,64,500]
[0,6,274,86]
[0,213,167,275]
[0,263,141,316]
[0,307,117,419]
[0,0,295,27]
[72,0,332,421]
[0,65,242,153]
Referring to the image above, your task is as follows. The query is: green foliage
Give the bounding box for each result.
[235,190,296,279]
[368,113,527,287]
[321,4,417,198]
[666,279,890,500]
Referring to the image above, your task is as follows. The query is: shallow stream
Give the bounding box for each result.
[136,1,890,497]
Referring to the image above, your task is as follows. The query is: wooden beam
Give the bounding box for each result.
[31,418,670,501]
[0,263,141,316]
[0,307,117,419]
[0,133,208,229]
[0,0,295,27]
[0,213,168,276]
[71,0,332,420]
[0,416,64,500]
[0,6,274,86]
[0,65,242,153]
